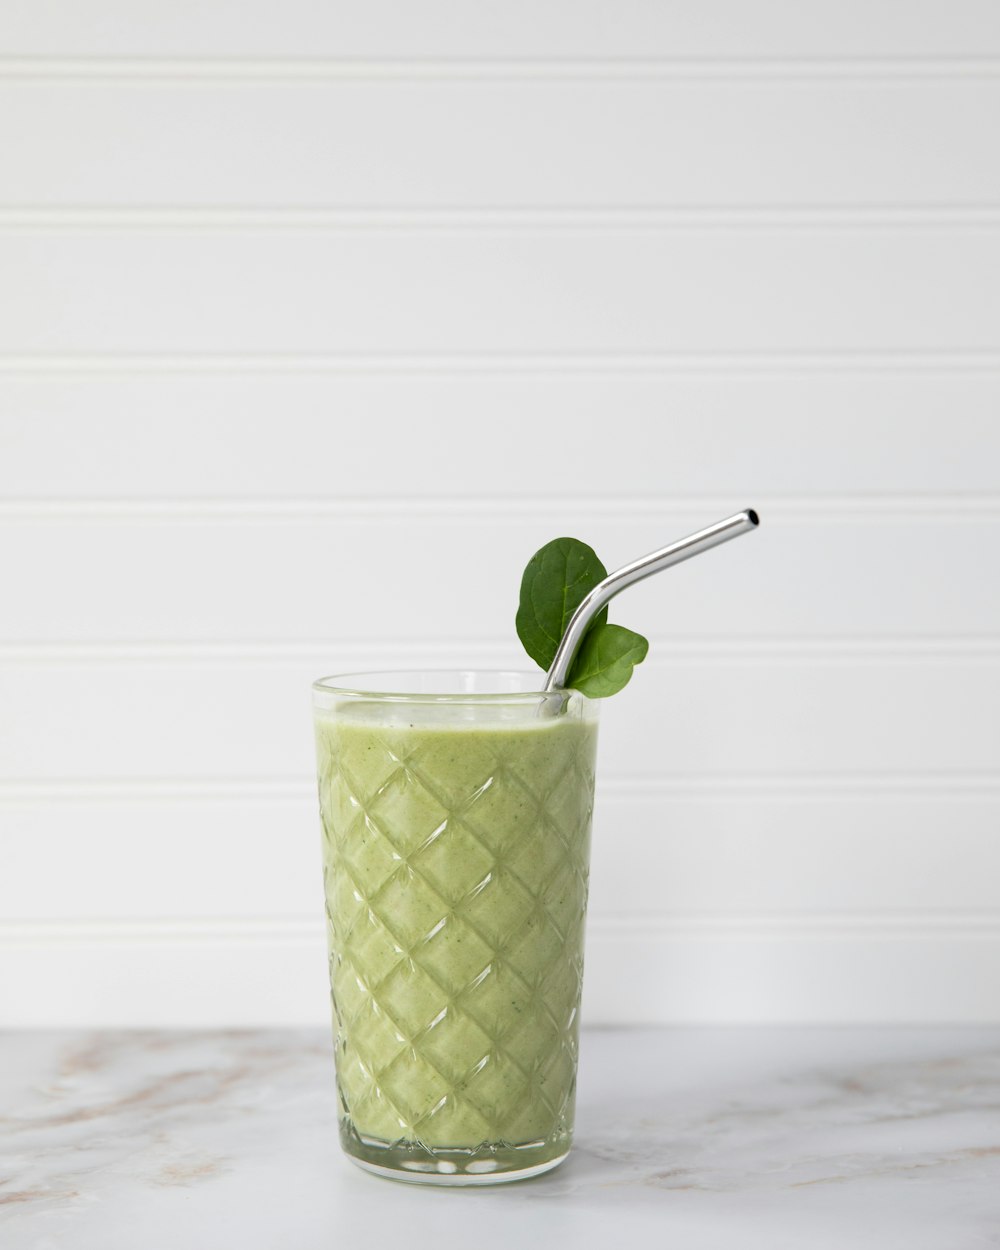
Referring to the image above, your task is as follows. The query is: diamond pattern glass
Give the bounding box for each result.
[313,676,598,1185]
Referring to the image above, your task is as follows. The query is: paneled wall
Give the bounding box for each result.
[2,3,999,1025]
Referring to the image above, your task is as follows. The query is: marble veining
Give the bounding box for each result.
[1,1027,998,1249]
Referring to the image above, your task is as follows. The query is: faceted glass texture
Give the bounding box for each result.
[313,671,599,1185]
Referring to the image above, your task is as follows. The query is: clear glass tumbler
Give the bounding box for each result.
[312,671,600,1185]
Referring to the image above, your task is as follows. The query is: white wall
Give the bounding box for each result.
[2,2,999,1026]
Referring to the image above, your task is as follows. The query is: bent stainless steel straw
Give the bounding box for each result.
[543,509,760,692]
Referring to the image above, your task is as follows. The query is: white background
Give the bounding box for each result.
[2,2,999,1027]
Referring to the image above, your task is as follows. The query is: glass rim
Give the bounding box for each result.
[311,668,568,703]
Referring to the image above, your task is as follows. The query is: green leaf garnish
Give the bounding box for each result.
[515,536,649,697]
[567,622,649,697]
[515,537,608,671]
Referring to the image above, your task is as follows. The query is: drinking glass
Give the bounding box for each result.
[312,671,599,1184]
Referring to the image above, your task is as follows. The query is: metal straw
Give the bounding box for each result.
[543,509,760,692]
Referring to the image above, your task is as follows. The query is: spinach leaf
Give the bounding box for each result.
[567,622,649,697]
[515,536,608,671]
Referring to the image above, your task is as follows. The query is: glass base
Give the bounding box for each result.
[347,1151,568,1187]
[341,1124,571,1187]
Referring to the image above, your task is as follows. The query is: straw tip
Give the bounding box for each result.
[746,508,760,527]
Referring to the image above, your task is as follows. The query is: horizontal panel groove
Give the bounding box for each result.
[2,56,1000,81]
[0,494,997,520]
[2,775,998,804]
[3,638,1000,663]
[4,207,1000,232]
[5,234,994,353]
[3,351,1000,375]
[6,913,1000,943]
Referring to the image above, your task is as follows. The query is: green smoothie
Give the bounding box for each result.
[314,697,598,1179]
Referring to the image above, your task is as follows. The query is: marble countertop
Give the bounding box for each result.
[2,1026,998,1249]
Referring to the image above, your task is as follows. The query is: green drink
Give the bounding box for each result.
[313,671,599,1184]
